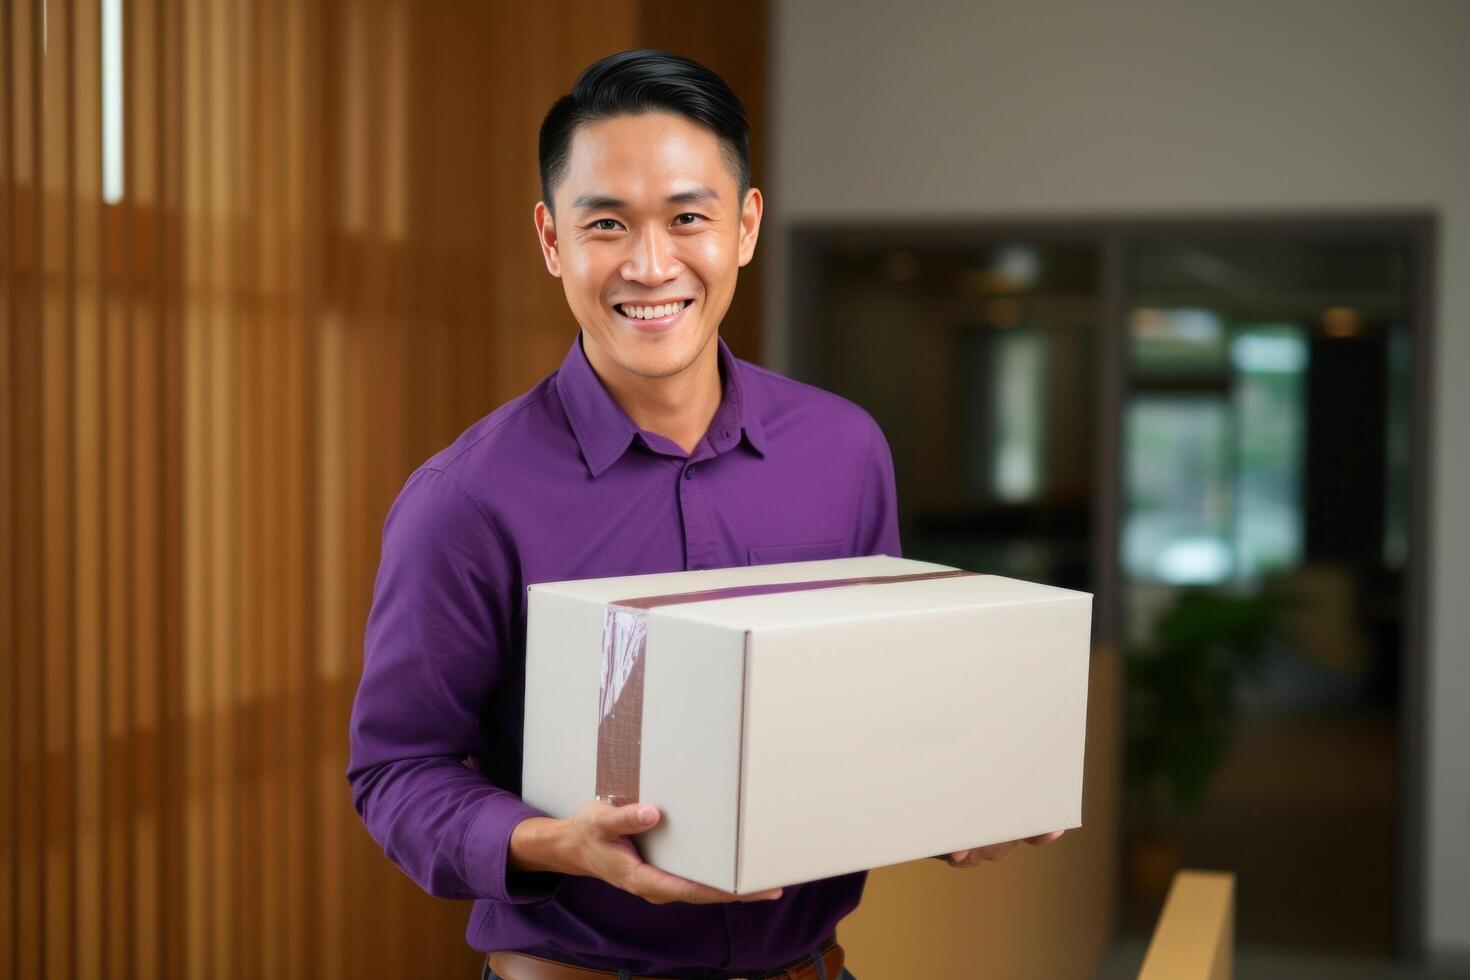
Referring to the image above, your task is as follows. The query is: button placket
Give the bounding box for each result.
[678,456,717,572]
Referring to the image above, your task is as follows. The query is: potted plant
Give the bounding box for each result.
[1123,584,1290,897]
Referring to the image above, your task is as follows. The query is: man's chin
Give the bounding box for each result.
[603,324,716,380]
[622,351,701,381]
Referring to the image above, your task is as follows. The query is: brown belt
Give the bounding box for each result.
[487,937,844,980]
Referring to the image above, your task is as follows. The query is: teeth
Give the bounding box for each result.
[620,300,687,320]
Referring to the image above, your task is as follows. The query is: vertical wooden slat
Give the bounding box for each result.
[180,0,212,971]
[100,123,132,980]
[258,1,285,973]
[234,0,262,974]
[72,0,106,972]
[336,6,372,975]
[1,0,21,976]
[40,0,77,975]
[126,0,162,973]
[283,2,316,976]
[311,17,356,975]
[157,0,186,973]
[207,1,239,974]
[102,0,134,974]
[315,303,348,980]
[12,3,45,978]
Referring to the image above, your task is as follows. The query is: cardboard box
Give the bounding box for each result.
[521,555,1092,894]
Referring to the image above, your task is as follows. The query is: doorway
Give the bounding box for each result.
[788,215,1433,957]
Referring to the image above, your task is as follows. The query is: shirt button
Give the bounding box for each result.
[684,466,696,480]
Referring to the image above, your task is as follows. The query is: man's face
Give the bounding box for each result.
[534,112,762,381]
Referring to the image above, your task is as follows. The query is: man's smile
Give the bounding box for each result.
[612,297,695,331]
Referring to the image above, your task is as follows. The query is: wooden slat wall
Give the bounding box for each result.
[1,2,766,977]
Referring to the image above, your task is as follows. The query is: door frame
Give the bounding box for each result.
[786,211,1437,959]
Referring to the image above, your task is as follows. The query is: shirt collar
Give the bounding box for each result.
[556,331,767,478]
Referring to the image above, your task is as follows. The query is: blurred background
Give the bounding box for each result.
[2,1,1467,977]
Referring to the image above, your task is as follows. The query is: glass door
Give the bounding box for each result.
[1119,237,1418,954]
[792,217,1429,958]
[801,239,1101,591]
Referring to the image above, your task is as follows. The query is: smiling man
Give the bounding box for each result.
[347,50,1061,980]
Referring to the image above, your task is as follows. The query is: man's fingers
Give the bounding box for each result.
[576,801,786,905]
[599,803,660,836]
[625,861,782,905]
[942,830,1068,867]
[741,887,785,901]
[584,803,785,905]
[943,839,1031,867]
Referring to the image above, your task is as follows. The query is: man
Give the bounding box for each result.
[347,49,1063,980]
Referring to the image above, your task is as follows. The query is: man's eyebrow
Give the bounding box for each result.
[665,186,720,206]
[571,193,627,213]
[570,186,721,213]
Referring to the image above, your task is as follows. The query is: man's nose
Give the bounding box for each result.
[622,228,680,284]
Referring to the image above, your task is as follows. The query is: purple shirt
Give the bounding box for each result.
[347,331,901,977]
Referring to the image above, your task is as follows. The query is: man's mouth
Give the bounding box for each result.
[613,298,694,322]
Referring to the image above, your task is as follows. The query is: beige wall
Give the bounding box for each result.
[767,0,1470,959]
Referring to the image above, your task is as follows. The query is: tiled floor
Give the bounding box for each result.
[1123,709,1399,953]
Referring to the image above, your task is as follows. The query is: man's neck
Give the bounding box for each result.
[583,333,723,457]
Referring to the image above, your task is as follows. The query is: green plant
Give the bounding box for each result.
[1123,585,1291,834]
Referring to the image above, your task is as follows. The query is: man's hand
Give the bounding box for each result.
[510,800,784,905]
[931,829,1068,868]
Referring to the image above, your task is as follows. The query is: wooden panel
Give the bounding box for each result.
[72,3,107,977]
[40,2,77,979]
[0,7,14,976]
[0,2,768,976]
[1137,871,1236,980]
[9,5,45,980]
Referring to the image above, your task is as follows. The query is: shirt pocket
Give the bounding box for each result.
[746,537,849,566]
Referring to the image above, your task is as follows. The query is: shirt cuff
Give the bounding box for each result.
[462,792,567,905]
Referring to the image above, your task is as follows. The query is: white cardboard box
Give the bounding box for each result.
[521,555,1093,894]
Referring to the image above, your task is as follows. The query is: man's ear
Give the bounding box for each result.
[736,187,763,268]
[534,201,562,277]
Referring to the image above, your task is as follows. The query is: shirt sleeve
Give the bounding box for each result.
[857,417,903,559]
[347,466,565,905]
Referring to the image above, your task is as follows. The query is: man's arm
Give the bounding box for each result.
[346,466,564,905]
[346,466,783,907]
[857,416,902,559]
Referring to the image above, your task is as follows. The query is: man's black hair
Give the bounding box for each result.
[538,49,751,216]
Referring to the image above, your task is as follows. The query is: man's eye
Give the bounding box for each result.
[591,219,622,232]
[674,213,703,226]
